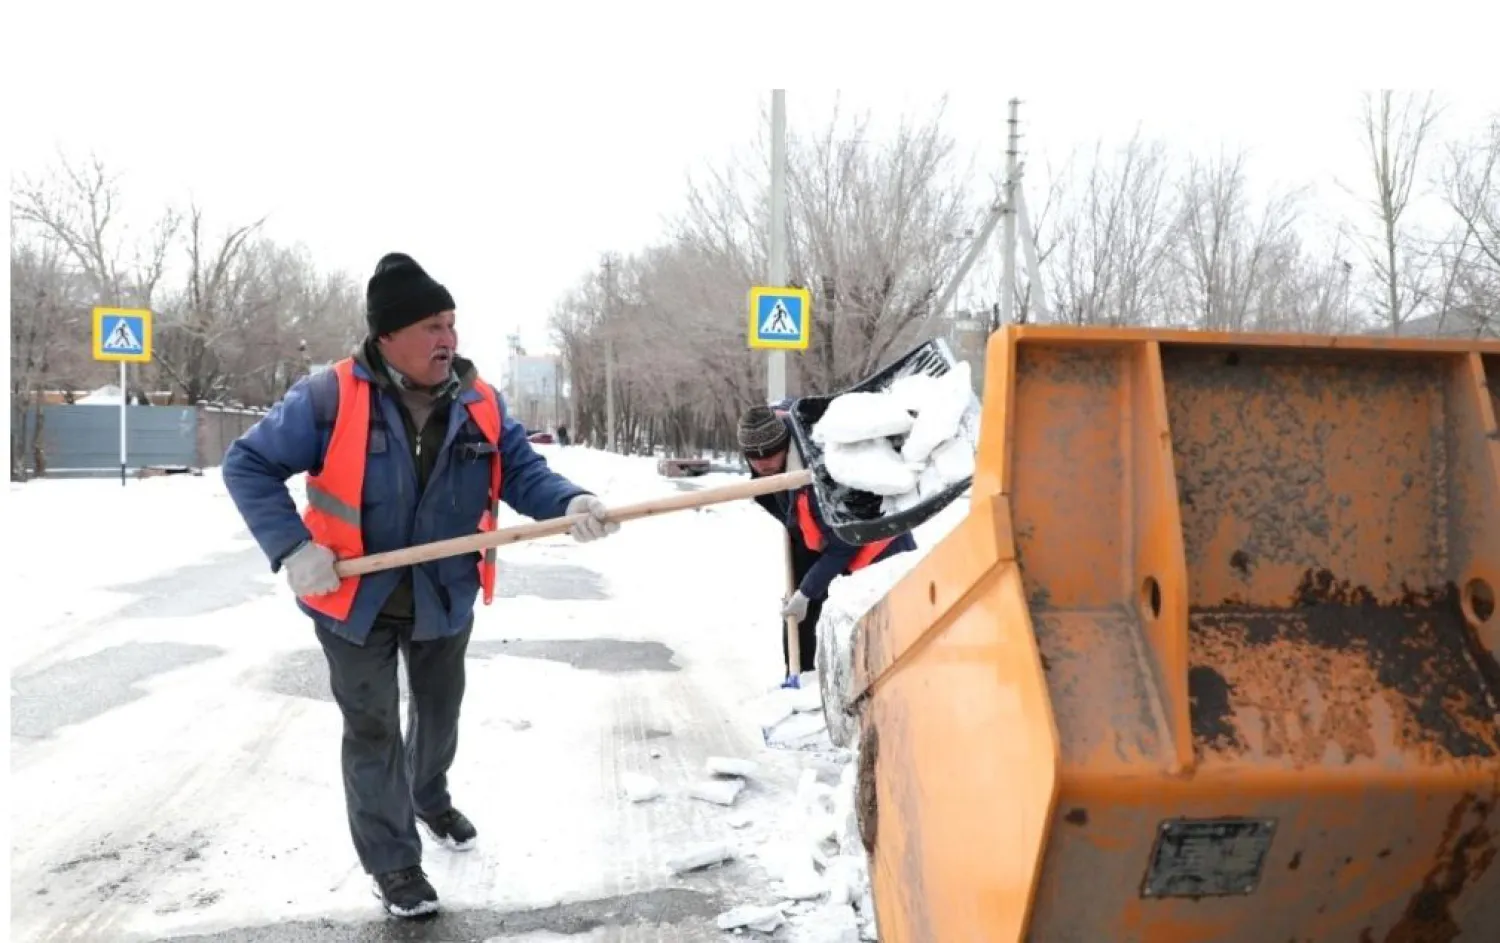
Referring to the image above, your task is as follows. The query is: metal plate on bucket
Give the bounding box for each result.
[1141,817,1276,899]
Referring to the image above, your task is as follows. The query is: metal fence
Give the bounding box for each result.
[20,404,264,478]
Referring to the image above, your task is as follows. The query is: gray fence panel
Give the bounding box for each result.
[25,405,198,475]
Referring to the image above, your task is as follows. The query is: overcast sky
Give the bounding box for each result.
[9,2,1497,382]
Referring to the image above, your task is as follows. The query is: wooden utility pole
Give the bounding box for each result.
[602,255,618,453]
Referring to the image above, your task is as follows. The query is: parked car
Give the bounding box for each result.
[527,430,555,445]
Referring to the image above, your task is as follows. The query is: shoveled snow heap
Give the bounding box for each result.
[749,498,972,941]
[811,362,981,515]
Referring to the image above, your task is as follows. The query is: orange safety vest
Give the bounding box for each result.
[795,490,894,573]
[299,358,505,620]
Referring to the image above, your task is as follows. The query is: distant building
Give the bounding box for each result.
[503,333,565,432]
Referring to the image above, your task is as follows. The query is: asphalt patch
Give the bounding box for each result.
[12,641,225,739]
[495,562,607,601]
[147,887,723,942]
[263,636,678,704]
[260,648,339,703]
[468,639,680,673]
[108,545,276,619]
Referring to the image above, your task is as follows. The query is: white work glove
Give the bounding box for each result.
[566,494,619,543]
[283,540,341,596]
[782,590,810,622]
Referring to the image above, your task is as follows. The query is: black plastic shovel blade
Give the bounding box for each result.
[785,337,975,546]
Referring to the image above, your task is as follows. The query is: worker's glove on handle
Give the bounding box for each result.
[782,590,810,622]
[566,494,619,543]
[284,541,341,596]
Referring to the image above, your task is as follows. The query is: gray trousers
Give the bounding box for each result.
[316,618,470,875]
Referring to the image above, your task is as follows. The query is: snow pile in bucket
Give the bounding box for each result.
[810,362,980,515]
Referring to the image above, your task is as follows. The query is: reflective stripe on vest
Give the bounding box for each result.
[298,359,505,619]
[794,490,894,573]
[468,378,505,606]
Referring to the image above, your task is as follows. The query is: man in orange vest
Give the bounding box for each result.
[736,404,916,683]
[223,253,617,919]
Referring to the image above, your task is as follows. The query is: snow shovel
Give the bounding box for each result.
[784,336,973,545]
[333,469,814,578]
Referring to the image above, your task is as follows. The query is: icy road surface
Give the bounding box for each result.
[9,447,875,942]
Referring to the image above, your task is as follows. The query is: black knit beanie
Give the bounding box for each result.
[738,406,791,459]
[366,252,456,336]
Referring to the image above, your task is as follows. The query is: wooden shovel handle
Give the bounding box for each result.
[333,468,813,578]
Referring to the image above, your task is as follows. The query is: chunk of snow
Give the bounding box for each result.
[717,904,786,932]
[619,772,662,802]
[929,433,976,487]
[796,768,830,809]
[762,838,825,882]
[831,769,863,858]
[880,488,923,516]
[667,843,736,874]
[856,890,880,939]
[778,867,828,901]
[687,778,745,806]
[790,903,863,942]
[727,812,755,829]
[823,855,868,907]
[707,756,759,779]
[765,712,829,750]
[812,392,914,445]
[805,812,841,847]
[824,439,918,496]
[885,372,941,414]
[915,461,948,500]
[901,362,977,465]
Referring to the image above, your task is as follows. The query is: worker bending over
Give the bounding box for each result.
[736,404,916,681]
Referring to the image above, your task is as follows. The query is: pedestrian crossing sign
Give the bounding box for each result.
[748,286,811,351]
[92,307,154,363]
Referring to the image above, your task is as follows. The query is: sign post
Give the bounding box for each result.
[91,307,154,485]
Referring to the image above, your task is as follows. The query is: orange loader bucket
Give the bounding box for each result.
[848,326,1500,942]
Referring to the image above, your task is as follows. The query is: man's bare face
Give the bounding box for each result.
[379,311,457,387]
[749,450,787,476]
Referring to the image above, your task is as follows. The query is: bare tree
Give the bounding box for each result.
[153,204,268,402]
[1046,132,1178,326]
[678,99,978,393]
[1171,148,1305,331]
[9,235,88,479]
[1435,115,1500,333]
[1353,90,1442,333]
[11,151,178,309]
[12,151,365,431]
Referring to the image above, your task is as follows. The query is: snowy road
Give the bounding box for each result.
[10,449,859,942]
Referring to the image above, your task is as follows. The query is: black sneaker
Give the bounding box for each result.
[371,866,439,918]
[419,807,478,851]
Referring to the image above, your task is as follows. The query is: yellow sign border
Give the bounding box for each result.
[748,286,812,351]
[92,307,154,363]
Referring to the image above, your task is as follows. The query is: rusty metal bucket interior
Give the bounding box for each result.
[850,328,1500,943]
